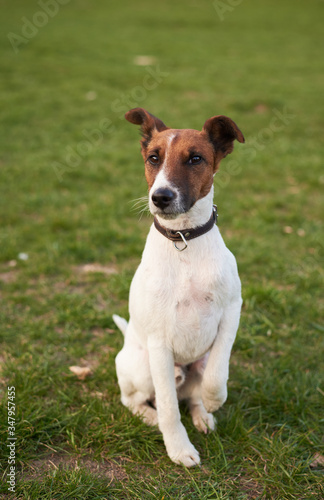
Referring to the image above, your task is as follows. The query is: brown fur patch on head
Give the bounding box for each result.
[202,115,245,171]
[125,108,168,149]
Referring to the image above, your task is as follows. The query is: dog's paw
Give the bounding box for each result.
[140,406,158,426]
[169,444,201,467]
[164,426,200,467]
[192,408,216,434]
[202,385,227,413]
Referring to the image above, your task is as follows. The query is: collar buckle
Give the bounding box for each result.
[173,231,188,251]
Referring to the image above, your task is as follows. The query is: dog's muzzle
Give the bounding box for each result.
[151,188,176,210]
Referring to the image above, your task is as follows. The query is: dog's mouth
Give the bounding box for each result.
[150,203,195,220]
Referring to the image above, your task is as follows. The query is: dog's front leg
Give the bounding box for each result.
[148,337,200,467]
[202,299,242,413]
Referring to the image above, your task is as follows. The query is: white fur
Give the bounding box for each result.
[112,314,128,336]
[148,133,182,216]
[114,176,242,467]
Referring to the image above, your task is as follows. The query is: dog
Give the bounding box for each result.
[113,108,244,467]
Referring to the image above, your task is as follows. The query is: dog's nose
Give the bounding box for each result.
[152,188,175,209]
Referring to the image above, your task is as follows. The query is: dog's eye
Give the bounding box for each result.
[188,155,202,165]
[148,155,159,166]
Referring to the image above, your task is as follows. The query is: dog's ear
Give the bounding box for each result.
[203,115,245,158]
[125,108,168,148]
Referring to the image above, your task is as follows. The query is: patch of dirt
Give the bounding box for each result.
[75,263,117,275]
[91,327,115,338]
[236,474,264,499]
[0,271,17,283]
[23,453,128,483]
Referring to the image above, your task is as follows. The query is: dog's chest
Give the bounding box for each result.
[131,237,229,363]
[165,258,224,362]
[173,255,220,315]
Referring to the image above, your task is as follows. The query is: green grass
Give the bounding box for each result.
[0,0,323,498]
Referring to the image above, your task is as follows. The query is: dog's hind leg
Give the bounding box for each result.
[115,320,158,426]
[178,358,216,434]
[118,379,158,426]
[116,358,158,426]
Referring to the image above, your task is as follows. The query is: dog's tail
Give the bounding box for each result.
[112,314,128,336]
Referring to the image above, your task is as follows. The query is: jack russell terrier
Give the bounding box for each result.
[113,107,244,467]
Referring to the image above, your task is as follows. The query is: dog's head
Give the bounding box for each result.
[125,107,244,219]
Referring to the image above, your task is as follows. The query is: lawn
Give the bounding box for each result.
[0,0,323,498]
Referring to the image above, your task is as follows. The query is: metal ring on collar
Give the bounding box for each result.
[173,231,188,251]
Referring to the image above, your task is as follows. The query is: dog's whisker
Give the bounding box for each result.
[131,196,148,205]
[131,204,149,215]
[136,204,150,221]
[130,196,149,208]
[130,196,150,218]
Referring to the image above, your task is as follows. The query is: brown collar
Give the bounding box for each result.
[153,205,218,251]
